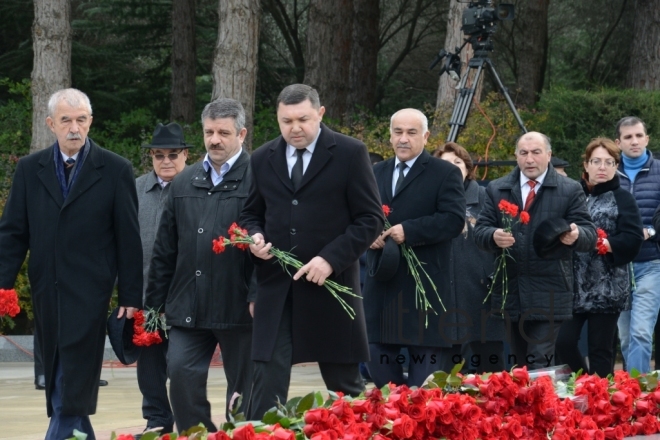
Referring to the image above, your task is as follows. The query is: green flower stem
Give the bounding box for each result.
[224,236,358,320]
[384,220,445,328]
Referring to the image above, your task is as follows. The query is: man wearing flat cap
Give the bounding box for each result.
[134,122,191,437]
[474,131,595,370]
[145,99,255,432]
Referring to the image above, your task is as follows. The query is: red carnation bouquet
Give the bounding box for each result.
[0,288,21,331]
[213,223,360,319]
[484,200,530,311]
[596,228,608,255]
[132,308,166,347]
[382,205,444,327]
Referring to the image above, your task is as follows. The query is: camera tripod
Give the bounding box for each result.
[446,53,527,142]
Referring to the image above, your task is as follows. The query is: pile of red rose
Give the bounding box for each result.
[113,367,660,439]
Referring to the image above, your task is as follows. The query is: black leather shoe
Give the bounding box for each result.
[99,379,108,386]
[35,375,45,390]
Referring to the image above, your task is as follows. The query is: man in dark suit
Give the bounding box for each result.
[363,109,466,387]
[240,84,384,420]
[145,99,255,432]
[0,88,142,440]
[474,132,595,369]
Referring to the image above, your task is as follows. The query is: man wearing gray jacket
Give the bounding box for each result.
[135,123,191,437]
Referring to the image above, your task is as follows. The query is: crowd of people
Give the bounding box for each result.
[0,85,659,440]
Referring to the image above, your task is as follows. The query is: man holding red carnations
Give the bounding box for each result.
[474,131,595,370]
[145,99,255,432]
[363,108,466,386]
[240,84,383,420]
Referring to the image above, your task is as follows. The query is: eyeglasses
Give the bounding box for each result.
[151,151,183,161]
[588,158,617,168]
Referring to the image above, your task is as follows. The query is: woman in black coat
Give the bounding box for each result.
[556,137,643,377]
[434,143,505,373]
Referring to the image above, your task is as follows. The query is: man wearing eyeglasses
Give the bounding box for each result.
[134,122,190,438]
[145,99,255,433]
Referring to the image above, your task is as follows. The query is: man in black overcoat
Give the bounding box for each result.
[145,99,255,432]
[240,84,384,420]
[363,109,466,387]
[0,88,142,439]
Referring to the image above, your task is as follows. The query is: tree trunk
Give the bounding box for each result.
[170,0,197,123]
[31,0,71,153]
[435,0,472,111]
[212,0,260,150]
[347,0,379,114]
[304,0,353,121]
[627,0,660,89]
[514,0,549,108]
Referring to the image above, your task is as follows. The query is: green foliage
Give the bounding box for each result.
[0,78,31,156]
[536,88,660,179]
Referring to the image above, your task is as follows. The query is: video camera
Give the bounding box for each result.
[462,0,514,52]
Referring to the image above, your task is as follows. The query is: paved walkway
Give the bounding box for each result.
[0,362,327,440]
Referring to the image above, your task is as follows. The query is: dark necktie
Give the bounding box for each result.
[291,148,306,190]
[64,158,75,182]
[394,162,407,195]
[524,180,537,211]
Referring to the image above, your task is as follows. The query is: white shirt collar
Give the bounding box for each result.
[157,175,170,188]
[520,168,548,188]
[394,150,423,170]
[203,148,243,176]
[286,128,321,157]
[60,150,80,162]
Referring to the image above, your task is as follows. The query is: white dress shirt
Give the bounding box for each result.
[392,153,422,195]
[520,168,548,203]
[286,129,322,177]
[203,148,243,186]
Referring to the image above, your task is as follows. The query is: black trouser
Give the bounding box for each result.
[463,340,505,373]
[556,312,619,377]
[367,343,462,388]
[137,336,173,431]
[247,297,364,421]
[167,326,253,432]
[33,331,44,383]
[508,320,562,370]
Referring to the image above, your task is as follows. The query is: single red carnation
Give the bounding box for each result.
[0,288,21,318]
[382,205,391,217]
[212,237,227,254]
[519,211,530,225]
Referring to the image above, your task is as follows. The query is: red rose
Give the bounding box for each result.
[603,426,624,440]
[212,237,227,254]
[392,414,415,439]
[382,205,391,217]
[232,424,256,440]
[406,403,426,421]
[305,408,331,424]
[207,432,232,440]
[611,391,632,407]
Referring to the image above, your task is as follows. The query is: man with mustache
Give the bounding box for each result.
[363,108,466,386]
[145,98,255,432]
[0,88,142,439]
[134,122,191,438]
